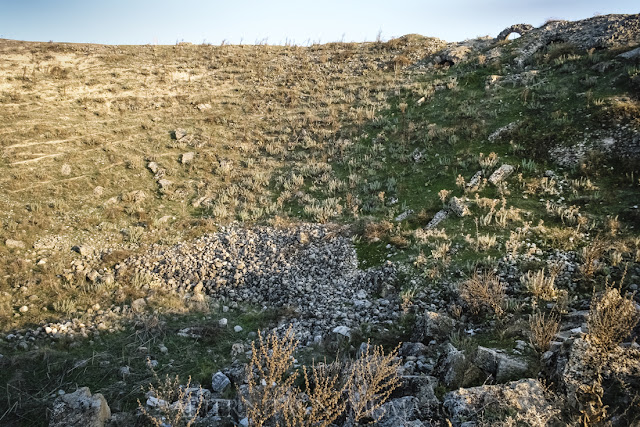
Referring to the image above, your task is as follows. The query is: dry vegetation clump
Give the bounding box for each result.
[587,283,639,350]
[528,311,560,353]
[579,238,609,278]
[458,270,506,317]
[520,269,559,301]
[138,370,204,427]
[241,327,401,426]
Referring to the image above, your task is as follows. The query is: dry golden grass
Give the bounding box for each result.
[0,37,446,329]
[241,327,401,426]
[528,311,560,353]
[459,270,506,317]
[587,282,639,350]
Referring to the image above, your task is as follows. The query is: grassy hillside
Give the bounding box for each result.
[0,19,639,426]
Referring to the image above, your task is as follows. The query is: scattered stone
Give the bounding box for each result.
[93,186,104,196]
[474,346,529,383]
[19,305,28,313]
[332,325,351,338]
[196,103,212,111]
[173,129,187,140]
[211,371,231,393]
[465,171,483,192]
[413,311,456,341]
[448,197,469,217]
[218,318,228,328]
[158,344,168,354]
[488,164,515,186]
[181,152,195,164]
[425,210,449,229]
[71,245,92,257]
[5,239,25,249]
[395,210,414,222]
[233,325,243,333]
[49,387,111,427]
[60,163,71,176]
[147,162,159,174]
[488,121,519,142]
[157,179,173,191]
[125,224,397,343]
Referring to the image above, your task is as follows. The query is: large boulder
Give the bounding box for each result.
[49,387,111,427]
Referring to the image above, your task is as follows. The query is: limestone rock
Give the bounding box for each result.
[496,24,534,40]
[395,210,414,222]
[157,179,173,191]
[488,122,519,142]
[617,46,640,60]
[61,163,71,176]
[211,371,231,393]
[181,152,195,164]
[372,396,423,427]
[448,196,469,217]
[441,344,467,388]
[332,325,351,338]
[488,164,515,186]
[5,239,25,249]
[399,342,429,358]
[425,210,449,229]
[443,379,557,426]
[413,311,456,342]
[49,387,111,427]
[147,162,159,174]
[173,128,187,140]
[71,245,92,257]
[474,346,529,383]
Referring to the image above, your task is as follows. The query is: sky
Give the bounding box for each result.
[0,0,638,45]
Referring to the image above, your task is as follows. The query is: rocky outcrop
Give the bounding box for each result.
[496,24,534,41]
[511,14,640,66]
[49,387,111,427]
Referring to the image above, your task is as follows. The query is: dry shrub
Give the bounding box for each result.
[242,327,401,426]
[521,269,558,301]
[529,311,560,353]
[138,370,204,427]
[345,341,402,423]
[363,220,393,243]
[587,283,639,350]
[459,270,505,317]
[579,238,609,277]
[243,326,300,426]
